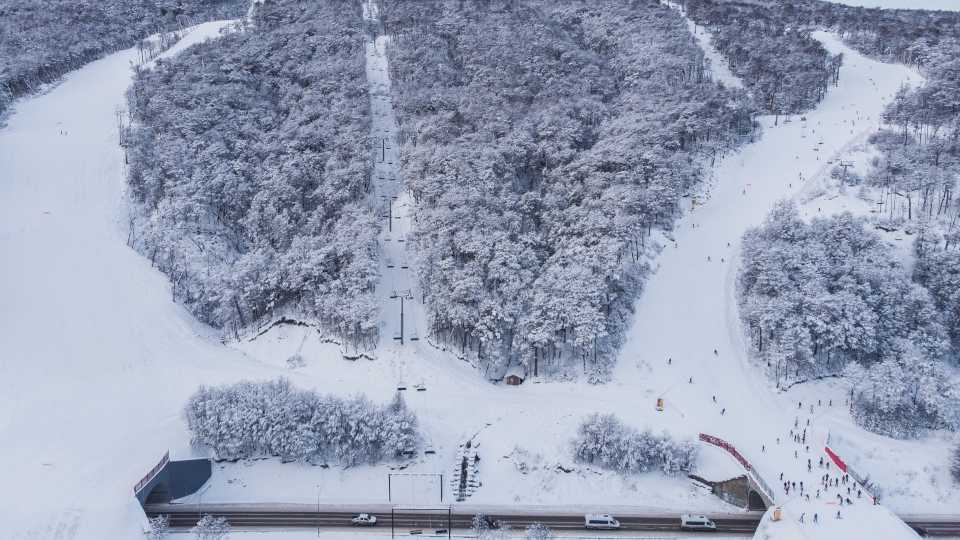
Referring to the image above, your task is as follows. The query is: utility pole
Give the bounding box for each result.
[380,195,397,232]
[838,160,854,184]
[390,290,411,345]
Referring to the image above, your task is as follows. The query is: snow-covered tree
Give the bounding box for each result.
[145,515,169,540]
[952,443,960,484]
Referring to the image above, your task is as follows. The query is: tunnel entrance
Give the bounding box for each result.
[134,453,212,507]
[145,482,171,504]
[748,490,768,511]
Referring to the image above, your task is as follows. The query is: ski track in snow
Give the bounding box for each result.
[0,20,284,540]
[1,2,957,538]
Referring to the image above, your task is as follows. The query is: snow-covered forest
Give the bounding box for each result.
[572,413,697,476]
[739,202,960,438]
[382,0,756,379]
[9,0,960,536]
[185,379,420,464]
[682,0,843,115]
[0,0,247,121]
[124,0,380,347]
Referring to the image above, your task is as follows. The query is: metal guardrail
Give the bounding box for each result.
[699,433,775,504]
[134,451,169,495]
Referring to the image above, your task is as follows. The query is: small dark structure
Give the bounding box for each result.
[689,474,769,511]
[503,366,525,385]
[134,451,212,506]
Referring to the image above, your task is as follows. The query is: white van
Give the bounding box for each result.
[584,514,620,530]
[680,514,717,531]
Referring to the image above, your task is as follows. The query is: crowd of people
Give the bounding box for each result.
[775,400,875,526]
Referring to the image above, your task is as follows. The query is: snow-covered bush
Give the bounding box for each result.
[146,515,169,540]
[192,515,230,540]
[0,0,247,120]
[184,380,420,464]
[472,513,505,540]
[383,0,756,379]
[525,523,553,540]
[572,414,697,476]
[125,0,378,348]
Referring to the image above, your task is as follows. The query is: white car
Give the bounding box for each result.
[351,513,378,526]
[680,514,716,531]
[585,513,620,530]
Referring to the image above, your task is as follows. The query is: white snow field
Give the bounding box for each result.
[827,0,960,11]
[0,21,287,540]
[1,2,958,540]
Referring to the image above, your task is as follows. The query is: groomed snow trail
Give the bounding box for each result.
[362,1,431,375]
[611,23,929,538]
[0,21,283,540]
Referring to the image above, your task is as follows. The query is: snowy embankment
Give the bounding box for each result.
[0,20,284,540]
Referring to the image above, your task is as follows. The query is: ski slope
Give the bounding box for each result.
[0,2,957,539]
[0,21,287,540]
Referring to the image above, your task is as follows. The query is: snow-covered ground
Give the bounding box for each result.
[826,0,960,11]
[0,20,280,540]
[1,2,958,540]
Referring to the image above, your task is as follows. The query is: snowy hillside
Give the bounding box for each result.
[1,0,959,539]
[0,21,284,540]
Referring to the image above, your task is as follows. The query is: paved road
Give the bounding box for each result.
[145,504,960,536]
[146,504,759,532]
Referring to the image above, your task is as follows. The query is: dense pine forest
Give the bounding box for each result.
[383,0,756,380]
